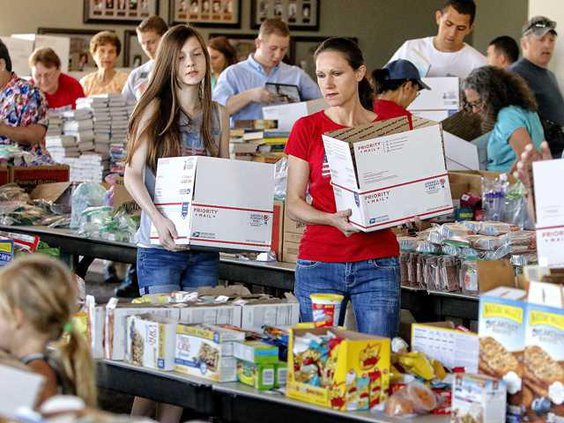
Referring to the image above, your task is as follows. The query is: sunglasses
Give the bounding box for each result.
[524,20,556,34]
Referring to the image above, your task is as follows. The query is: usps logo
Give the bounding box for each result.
[192,232,201,238]
[321,152,331,178]
[369,218,376,224]
[439,178,446,188]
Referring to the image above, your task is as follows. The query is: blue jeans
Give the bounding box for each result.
[137,247,219,295]
[295,257,401,338]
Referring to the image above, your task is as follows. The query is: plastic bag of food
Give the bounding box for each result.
[468,235,502,251]
[482,174,508,221]
[273,156,288,200]
[423,256,440,290]
[460,260,479,294]
[70,183,107,229]
[440,256,460,292]
[384,381,437,417]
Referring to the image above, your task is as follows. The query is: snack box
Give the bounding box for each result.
[125,314,176,371]
[234,341,279,364]
[174,324,244,382]
[287,327,390,411]
[451,373,507,423]
[322,117,453,232]
[240,298,300,331]
[478,287,527,401]
[274,361,287,388]
[179,303,242,327]
[151,156,274,252]
[236,359,275,391]
[523,302,564,420]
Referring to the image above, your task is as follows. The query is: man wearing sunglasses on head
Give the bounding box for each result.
[511,16,564,158]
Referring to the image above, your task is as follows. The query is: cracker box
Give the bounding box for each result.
[125,314,176,371]
[174,324,243,382]
[236,360,275,391]
[287,327,390,411]
[322,117,453,232]
[451,373,507,423]
[523,302,564,420]
[240,297,300,330]
[234,341,279,364]
[151,156,274,252]
[478,287,527,402]
[104,301,181,361]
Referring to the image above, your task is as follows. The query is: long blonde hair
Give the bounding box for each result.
[126,24,218,172]
[0,255,96,407]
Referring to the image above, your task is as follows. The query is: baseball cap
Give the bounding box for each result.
[522,16,557,37]
[384,60,431,90]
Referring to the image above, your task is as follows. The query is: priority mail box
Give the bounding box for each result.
[262,98,327,131]
[408,77,459,116]
[322,117,453,231]
[151,156,274,252]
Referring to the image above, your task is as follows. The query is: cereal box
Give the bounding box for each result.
[174,324,243,382]
[286,327,390,411]
[478,287,527,403]
[125,314,176,371]
[523,302,564,421]
[451,373,507,423]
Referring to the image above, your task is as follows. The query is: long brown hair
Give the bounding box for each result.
[0,256,96,406]
[126,24,217,172]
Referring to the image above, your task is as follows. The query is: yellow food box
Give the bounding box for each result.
[286,327,390,411]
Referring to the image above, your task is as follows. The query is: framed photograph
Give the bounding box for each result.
[290,36,358,79]
[170,0,241,28]
[209,33,256,62]
[83,0,158,24]
[37,27,100,72]
[251,0,319,31]
[123,29,149,68]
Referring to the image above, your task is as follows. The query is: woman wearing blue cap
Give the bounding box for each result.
[371,59,430,128]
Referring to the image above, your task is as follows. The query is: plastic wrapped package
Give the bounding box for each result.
[501,230,535,247]
[425,229,444,245]
[482,244,511,261]
[460,220,482,233]
[384,381,437,417]
[416,241,441,255]
[0,183,30,202]
[460,260,479,294]
[468,235,502,251]
[273,156,288,200]
[482,174,508,221]
[70,183,107,229]
[503,180,531,229]
[416,254,427,289]
[441,244,460,257]
[510,253,538,267]
[439,222,473,238]
[398,236,419,252]
[400,253,410,287]
[479,221,515,236]
[423,256,440,291]
[439,256,460,292]
[407,253,418,288]
[442,236,471,248]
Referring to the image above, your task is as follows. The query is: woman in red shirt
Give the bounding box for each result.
[372,59,429,128]
[285,38,400,337]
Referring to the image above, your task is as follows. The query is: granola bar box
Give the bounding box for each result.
[286,327,390,411]
[174,323,244,382]
[523,302,564,420]
[125,314,176,371]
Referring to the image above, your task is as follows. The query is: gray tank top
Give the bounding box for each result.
[136,105,221,246]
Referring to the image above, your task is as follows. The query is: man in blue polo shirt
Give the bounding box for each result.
[213,18,320,122]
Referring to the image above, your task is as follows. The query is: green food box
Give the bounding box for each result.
[233,340,278,364]
[274,361,287,387]
[236,359,275,391]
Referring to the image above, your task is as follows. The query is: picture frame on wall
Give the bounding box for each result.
[251,0,319,31]
[290,36,358,79]
[209,33,256,62]
[170,0,241,28]
[123,29,149,67]
[37,27,100,72]
[83,0,158,24]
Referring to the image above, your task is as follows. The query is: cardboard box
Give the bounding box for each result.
[478,287,527,401]
[151,156,274,252]
[262,99,327,131]
[125,314,176,371]
[411,322,479,373]
[281,241,300,264]
[274,361,287,387]
[442,132,479,171]
[271,200,284,259]
[523,302,564,420]
[287,327,390,411]
[240,298,300,330]
[281,202,305,263]
[10,165,69,192]
[451,373,507,423]
[0,238,14,267]
[174,324,242,382]
[527,280,564,308]
[322,117,453,231]
[237,360,275,390]
[234,341,279,364]
[408,77,460,113]
[0,166,9,186]
[179,303,242,327]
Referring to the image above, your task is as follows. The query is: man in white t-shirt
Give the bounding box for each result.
[389,0,486,78]
[122,15,168,102]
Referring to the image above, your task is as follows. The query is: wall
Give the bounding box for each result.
[529,0,564,90]
[0,0,444,73]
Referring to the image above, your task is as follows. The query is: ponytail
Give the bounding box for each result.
[57,326,97,407]
[371,68,407,95]
[359,77,374,110]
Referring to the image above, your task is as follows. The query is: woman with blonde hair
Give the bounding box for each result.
[124,24,229,422]
[0,255,96,407]
[80,31,128,95]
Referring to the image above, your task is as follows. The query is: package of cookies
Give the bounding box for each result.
[478,287,527,411]
[125,314,176,371]
[523,302,564,420]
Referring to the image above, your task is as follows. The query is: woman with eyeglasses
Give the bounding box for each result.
[371,59,430,129]
[463,65,545,173]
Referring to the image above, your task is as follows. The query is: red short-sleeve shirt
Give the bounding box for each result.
[285,110,399,262]
[43,73,85,110]
[373,99,413,128]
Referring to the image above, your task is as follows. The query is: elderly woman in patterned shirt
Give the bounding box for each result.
[0,39,48,154]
